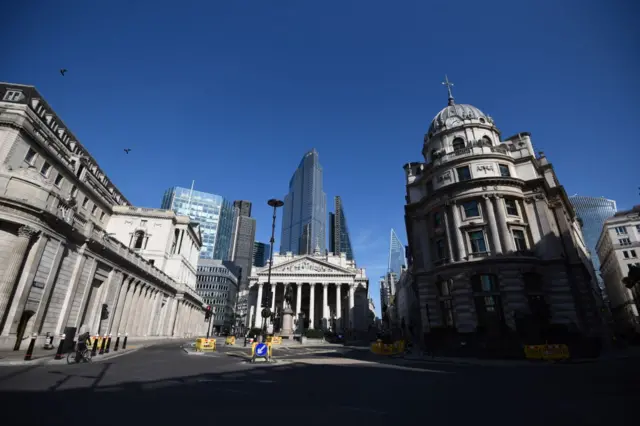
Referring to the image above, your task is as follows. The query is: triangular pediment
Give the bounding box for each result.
[261,256,353,275]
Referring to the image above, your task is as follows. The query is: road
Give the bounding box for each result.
[0,341,636,426]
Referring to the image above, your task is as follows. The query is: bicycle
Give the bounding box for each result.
[66,344,93,364]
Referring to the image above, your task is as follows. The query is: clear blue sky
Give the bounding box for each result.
[5,0,639,317]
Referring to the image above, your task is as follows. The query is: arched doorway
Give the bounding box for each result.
[13,310,35,351]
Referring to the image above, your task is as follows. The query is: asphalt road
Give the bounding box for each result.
[0,341,636,426]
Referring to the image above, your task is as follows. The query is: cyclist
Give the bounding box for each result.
[76,331,91,361]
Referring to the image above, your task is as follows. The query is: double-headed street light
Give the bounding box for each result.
[263,198,284,341]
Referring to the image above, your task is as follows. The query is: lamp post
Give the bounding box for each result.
[263,198,284,341]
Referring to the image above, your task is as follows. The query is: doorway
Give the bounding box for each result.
[13,310,35,351]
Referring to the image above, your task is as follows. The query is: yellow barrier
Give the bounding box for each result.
[370,339,405,355]
[89,336,104,349]
[195,338,216,352]
[267,336,282,344]
[524,344,570,360]
[251,341,272,358]
[225,336,236,345]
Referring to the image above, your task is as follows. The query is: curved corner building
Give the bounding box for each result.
[404,88,605,341]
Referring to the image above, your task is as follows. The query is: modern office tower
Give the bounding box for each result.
[388,229,407,277]
[229,200,256,291]
[570,195,617,296]
[196,259,240,334]
[280,149,327,255]
[161,185,234,260]
[253,242,270,267]
[329,196,355,261]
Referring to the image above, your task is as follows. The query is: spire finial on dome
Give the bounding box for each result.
[442,75,455,106]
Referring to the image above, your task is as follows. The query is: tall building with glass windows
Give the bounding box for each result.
[569,195,617,294]
[388,228,406,277]
[329,196,355,261]
[161,186,234,260]
[253,241,270,267]
[280,149,327,255]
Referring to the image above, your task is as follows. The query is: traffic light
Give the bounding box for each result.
[100,304,109,320]
[262,290,273,308]
[205,305,212,320]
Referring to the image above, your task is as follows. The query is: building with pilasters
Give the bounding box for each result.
[404,83,605,346]
[0,82,205,351]
[247,250,369,333]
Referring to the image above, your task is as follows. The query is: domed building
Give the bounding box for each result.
[403,80,607,351]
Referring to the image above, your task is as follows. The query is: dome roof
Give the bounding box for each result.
[427,102,491,137]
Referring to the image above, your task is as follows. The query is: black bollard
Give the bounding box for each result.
[114,333,120,351]
[99,334,107,355]
[122,333,128,350]
[91,336,99,357]
[24,334,37,361]
[105,334,112,353]
[54,333,66,360]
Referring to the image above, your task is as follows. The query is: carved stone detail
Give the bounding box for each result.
[274,260,334,273]
[18,225,39,239]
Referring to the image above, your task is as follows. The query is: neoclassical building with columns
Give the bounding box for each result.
[247,251,369,333]
[0,82,206,351]
[404,85,606,344]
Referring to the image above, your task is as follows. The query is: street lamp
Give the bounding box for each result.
[263,198,284,341]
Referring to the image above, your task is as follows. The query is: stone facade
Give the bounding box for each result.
[0,82,205,350]
[596,207,640,332]
[404,92,606,341]
[248,251,369,332]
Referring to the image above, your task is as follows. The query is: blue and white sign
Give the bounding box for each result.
[255,343,267,357]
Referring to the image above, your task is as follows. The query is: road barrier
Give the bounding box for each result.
[524,344,570,360]
[89,336,104,350]
[370,339,405,356]
[267,336,282,344]
[195,338,217,352]
[225,336,236,345]
[251,341,272,358]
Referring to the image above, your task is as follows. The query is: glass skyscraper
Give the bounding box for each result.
[569,195,617,291]
[388,228,406,277]
[253,241,270,267]
[329,196,355,261]
[280,149,327,255]
[161,186,234,260]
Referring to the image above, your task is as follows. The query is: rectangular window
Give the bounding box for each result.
[615,226,628,235]
[499,164,511,177]
[82,197,89,208]
[456,166,471,182]
[513,229,527,251]
[433,211,442,228]
[24,148,37,165]
[437,280,452,297]
[462,200,480,218]
[623,251,629,259]
[54,173,64,187]
[469,230,487,253]
[636,225,640,233]
[40,162,51,177]
[632,250,637,258]
[91,205,98,216]
[505,199,519,216]
[619,238,631,246]
[70,185,78,197]
[3,90,22,101]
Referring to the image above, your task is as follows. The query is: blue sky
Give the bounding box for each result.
[5,0,638,317]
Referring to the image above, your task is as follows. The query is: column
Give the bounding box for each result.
[270,283,276,313]
[115,281,134,334]
[494,195,514,253]
[335,284,342,331]
[256,283,263,315]
[348,285,355,330]
[125,283,143,335]
[443,205,455,261]
[522,198,542,242]
[451,202,466,260]
[322,283,329,325]
[295,283,302,315]
[147,290,160,336]
[0,225,39,329]
[309,283,316,329]
[483,195,503,254]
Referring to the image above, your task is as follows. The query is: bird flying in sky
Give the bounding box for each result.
[124,149,131,154]
[60,69,67,76]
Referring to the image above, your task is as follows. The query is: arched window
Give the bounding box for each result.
[452,137,465,150]
[133,230,145,249]
[470,274,505,331]
[481,136,492,146]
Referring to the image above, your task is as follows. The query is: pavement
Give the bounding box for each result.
[0,340,637,425]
